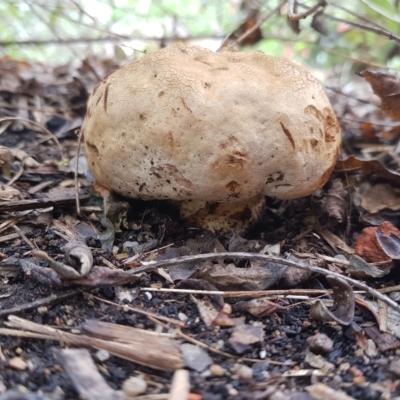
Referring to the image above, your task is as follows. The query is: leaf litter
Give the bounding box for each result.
[2,54,400,400]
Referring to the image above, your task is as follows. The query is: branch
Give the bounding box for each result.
[288,0,328,21]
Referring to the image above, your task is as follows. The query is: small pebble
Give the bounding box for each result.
[122,375,147,397]
[95,349,110,362]
[222,303,232,315]
[178,312,188,322]
[144,291,152,301]
[306,332,334,354]
[8,357,28,371]
[389,359,400,377]
[209,364,226,377]
[226,384,239,397]
[365,339,378,358]
[259,350,267,359]
[237,365,253,381]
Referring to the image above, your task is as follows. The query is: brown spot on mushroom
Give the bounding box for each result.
[139,183,146,192]
[181,99,193,114]
[103,83,110,113]
[304,105,340,145]
[158,91,165,97]
[225,180,240,193]
[168,131,174,151]
[95,91,103,106]
[139,113,147,121]
[86,141,99,157]
[280,122,295,150]
[165,164,194,191]
[227,151,247,168]
[310,139,318,149]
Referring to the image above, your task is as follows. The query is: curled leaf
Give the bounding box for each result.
[32,240,93,279]
[310,275,354,326]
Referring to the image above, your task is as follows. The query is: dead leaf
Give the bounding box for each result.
[233,297,283,318]
[32,240,93,279]
[228,324,265,354]
[320,179,348,223]
[361,183,400,214]
[360,70,400,120]
[310,276,354,326]
[0,185,21,201]
[194,261,286,291]
[347,254,389,279]
[306,382,355,400]
[354,221,400,264]
[335,156,400,184]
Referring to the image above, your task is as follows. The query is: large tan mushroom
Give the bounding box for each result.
[82,43,341,233]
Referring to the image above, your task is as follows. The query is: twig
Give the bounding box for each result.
[322,12,400,45]
[287,0,327,21]
[139,287,332,298]
[75,130,83,216]
[168,370,190,400]
[0,290,79,318]
[132,252,400,313]
[87,293,186,328]
[0,195,90,213]
[12,225,36,250]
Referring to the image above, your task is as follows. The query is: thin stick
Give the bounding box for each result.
[0,290,79,318]
[12,225,36,250]
[87,293,186,328]
[75,129,83,216]
[287,0,327,21]
[322,13,400,45]
[132,252,400,313]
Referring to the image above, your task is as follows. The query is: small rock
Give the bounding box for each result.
[222,303,232,315]
[349,366,365,383]
[305,351,334,373]
[270,390,290,400]
[8,357,28,371]
[389,358,400,377]
[122,375,147,397]
[337,362,351,374]
[178,312,188,322]
[181,344,212,372]
[212,311,235,327]
[226,384,239,397]
[237,365,253,381]
[306,333,334,354]
[364,339,378,358]
[95,349,110,363]
[209,364,226,377]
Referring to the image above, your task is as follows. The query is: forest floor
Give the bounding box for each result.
[1,54,400,400]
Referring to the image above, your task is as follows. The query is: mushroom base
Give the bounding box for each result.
[179,194,266,235]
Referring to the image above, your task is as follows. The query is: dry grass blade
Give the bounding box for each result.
[5,316,184,372]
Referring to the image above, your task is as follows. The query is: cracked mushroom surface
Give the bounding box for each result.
[82,43,341,233]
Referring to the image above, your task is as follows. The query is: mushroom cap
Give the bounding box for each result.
[82,43,341,203]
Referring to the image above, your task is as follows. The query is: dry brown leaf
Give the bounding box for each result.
[361,183,400,214]
[360,70,400,120]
